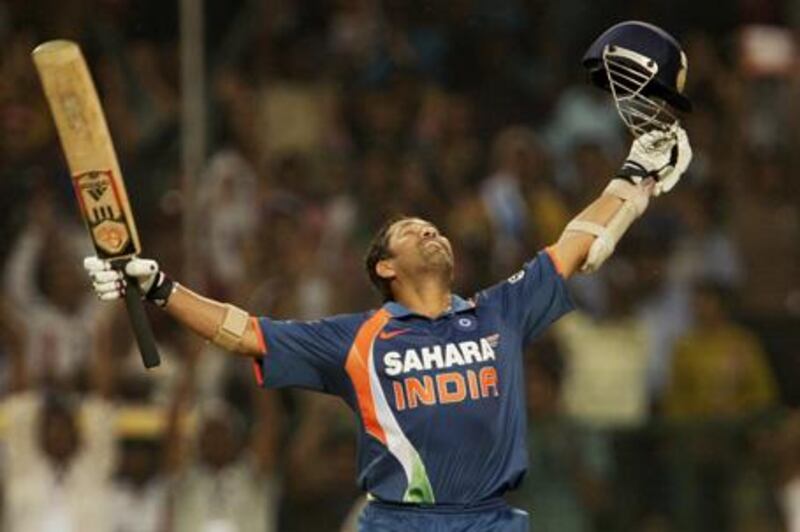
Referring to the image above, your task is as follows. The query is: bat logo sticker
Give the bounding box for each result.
[93,220,129,254]
[72,169,134,257]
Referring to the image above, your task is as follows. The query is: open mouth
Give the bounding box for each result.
[423,240,447,252]
[422,240,452,262]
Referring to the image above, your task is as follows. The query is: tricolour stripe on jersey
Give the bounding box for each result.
[345,309,435,503]
[345,309,391,443]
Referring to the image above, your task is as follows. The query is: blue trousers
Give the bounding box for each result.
[358,498,530,532]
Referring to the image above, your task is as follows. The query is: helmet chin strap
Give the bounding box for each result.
[602,44,679,139]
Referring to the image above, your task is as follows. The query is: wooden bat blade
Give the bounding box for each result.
[32,40,141,259]
[33,40,160,369]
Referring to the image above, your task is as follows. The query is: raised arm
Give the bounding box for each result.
[3,225,44,309]
[164,284,265,356]
[0,301,28,393]
[549,192,633,278]
[549,127,691,278]
[84,258,265,357]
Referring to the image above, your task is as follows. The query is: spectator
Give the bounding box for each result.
[2,199,100,388]
[165,353,281,532]
[110,437,168,532]
[663,279,778,531]
[481,126,571,274]
[196,149,261,298]
[664,280,777,420]
[554,254,665,528]
[729,153,800,320]
[555,257,652,429]
[1,299,117,532]
[509,339,612,532]
[281,394,360,532]
[668,184,742,289]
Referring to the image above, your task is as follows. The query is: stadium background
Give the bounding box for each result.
[1,0,799,530]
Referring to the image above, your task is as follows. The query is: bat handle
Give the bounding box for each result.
[123,277,161,368]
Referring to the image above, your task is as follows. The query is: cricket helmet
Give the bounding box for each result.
[583,21,691,136]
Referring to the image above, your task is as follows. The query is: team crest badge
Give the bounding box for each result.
[455,317,477,331]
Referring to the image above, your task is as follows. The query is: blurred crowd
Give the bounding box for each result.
[1,0,800,531]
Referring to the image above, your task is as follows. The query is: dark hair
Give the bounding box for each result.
[364,215,410,302]
[41,391,77,419]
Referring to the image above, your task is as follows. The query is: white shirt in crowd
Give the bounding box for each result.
[109,479,168,532]
[2,392,116,532]
[171,456,279,532]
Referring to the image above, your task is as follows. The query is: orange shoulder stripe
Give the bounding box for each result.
[345,309,392,445]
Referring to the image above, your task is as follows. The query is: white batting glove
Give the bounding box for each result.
[617,125,692,195]
[84,257,174,306]
[653,126,692,196]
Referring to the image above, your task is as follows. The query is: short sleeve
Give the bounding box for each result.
[476,249,575,345]
[252,313,363,394]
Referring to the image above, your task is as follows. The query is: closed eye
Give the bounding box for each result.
[394,220,442,240]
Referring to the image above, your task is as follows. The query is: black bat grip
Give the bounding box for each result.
[123,277,161,368]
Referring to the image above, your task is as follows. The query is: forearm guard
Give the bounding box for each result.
[564,179,652,273]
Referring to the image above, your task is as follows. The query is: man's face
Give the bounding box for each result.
[382,218,455,282]
[39,406,79,466]
[199,417,241,470]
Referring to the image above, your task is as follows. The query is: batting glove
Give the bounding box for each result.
[84,256,175,307]
[617,125,692,196]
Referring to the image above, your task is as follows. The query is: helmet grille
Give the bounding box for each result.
[602,45,678,138]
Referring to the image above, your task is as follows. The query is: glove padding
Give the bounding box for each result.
[617,125,692,196]
[84,257,172,306]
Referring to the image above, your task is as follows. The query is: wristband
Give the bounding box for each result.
[616,160,650,182]
[145,272,176,308]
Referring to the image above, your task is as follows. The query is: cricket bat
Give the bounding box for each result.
[32,40,161,368]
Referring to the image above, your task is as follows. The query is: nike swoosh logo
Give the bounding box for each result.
[378,328,411,340]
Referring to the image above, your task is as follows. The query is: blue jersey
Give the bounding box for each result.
[252,249,574,505]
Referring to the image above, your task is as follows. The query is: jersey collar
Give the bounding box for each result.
[382,295,475,319]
